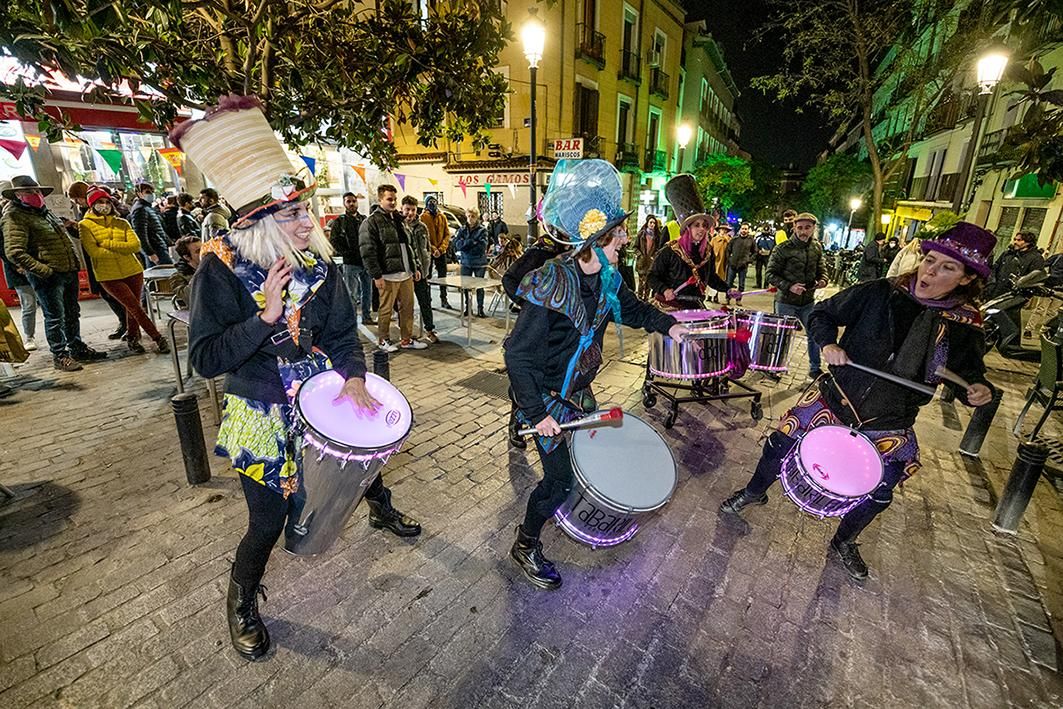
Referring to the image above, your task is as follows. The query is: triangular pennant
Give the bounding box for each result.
[458,179,468,198]
[157,147,184,169]
[484,183,492,195]
[24,135,42,151]
[300,155,317,175]
[353,165,367,184]
[95,148,124,174]
[0,139,27,161]
[508,184,517,198]
[428,178,439,186]
[394,173,406,191]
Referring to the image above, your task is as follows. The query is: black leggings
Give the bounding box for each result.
[743,430,907,543]
[232,473,386,587]
[521,438,575,538]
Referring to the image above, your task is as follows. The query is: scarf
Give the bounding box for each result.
[888,275,981,386]
[668,239,713,292]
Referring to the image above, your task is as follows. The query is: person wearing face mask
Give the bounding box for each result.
[721,223,996,581]
[77,186,170,355]
[128,182,173,265]
[67,181,130,340]
[1,176,106,371]
[173,97,420,661]
[420,195,452,309]
[646,175,730,310]
[505,160,688,589]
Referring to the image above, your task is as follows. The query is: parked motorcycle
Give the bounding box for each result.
[981,269,1063,360]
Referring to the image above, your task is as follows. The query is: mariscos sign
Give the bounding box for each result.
[553,138,584,159]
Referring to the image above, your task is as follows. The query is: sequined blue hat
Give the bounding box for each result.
[541,159,631,252]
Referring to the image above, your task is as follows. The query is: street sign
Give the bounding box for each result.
[553,138,584,159]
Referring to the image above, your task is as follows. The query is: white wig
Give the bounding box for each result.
[228,210,334,269]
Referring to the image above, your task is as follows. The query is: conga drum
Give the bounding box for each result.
[286,370,413,555]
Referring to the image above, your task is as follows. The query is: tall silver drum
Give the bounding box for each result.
[648,308,732,379]
[287,371,413,556]
[736,310,801,373]
[555,413,678,547]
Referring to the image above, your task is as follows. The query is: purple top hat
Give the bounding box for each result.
[920,222,997,279]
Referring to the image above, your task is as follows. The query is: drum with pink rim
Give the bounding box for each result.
[779,425,883,518]
[287,370,413,555]
[647,309,732,379]
[734,310,802,373]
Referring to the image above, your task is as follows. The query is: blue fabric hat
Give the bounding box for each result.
[541,159,631,252]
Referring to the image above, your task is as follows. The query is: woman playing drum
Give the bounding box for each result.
[505,160,688,589]
[720,222,996,580]
[177,97,420,661]
[646,175,730,310]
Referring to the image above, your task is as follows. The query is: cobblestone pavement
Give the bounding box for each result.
[1,294,1061,708]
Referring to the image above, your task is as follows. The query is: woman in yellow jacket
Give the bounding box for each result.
[78,186,169,354]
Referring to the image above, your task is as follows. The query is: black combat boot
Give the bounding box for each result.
[226,574,270,660]
[830,536,869,580]
[510,526,562,590]
[718,488,769,516]
[365,488,422,537]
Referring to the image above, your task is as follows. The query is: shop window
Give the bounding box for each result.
[478,191,504,218]
[1020,207,1047,239]
[994,206,1020,257]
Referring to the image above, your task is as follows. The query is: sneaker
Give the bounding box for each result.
[53,354,83,372]
[128,339,146,354]
[107,326,126,340]
[400,339,428,350]
[830,537,869,580]
[424,331,440,344]
[154,336,170,354]
[377,340,399,353]
[71,345,107,362]
[476,310,487,318]
[23,337,37,352]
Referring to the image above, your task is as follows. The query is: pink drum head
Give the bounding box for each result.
[296,371,412,449]
[797,426,883,496]
[671,309,728,323]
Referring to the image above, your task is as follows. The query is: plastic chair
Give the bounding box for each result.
[1012,332,1063,438]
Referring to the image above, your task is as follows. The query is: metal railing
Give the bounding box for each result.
[644,149,667,172]
[577,24,606,65]
[619,50,641,81]
[615,142,640,171]
[650,68,670,99]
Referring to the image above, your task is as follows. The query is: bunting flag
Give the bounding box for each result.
[0,139,27,161]
[507,184,517,198]
[458,179,468,198]
[95,148,124,174]
[394,173,406,191]
[24,134,42,151]
[157,147,183,170]
[300,155,317,176]
[353,165,367,184]
[428,178,439,186]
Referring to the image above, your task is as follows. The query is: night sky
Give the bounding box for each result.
[688,0,835,169]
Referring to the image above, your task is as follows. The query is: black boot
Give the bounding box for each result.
[508,407,527,449]
[510,526,562,590]
[719,488,768,516]
[365,488,422,537]
[226,574,270,660]
[830,536,869,580]
[108,324,126,340]
[70,343,107,362]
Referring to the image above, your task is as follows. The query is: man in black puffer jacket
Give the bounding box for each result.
[359,184,421,351]
[766,212,827,377]
[128,183,173,265]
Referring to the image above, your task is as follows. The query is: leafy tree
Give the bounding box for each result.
[753,0,996,228]
[0,0,509,168]
[921,210,961,236]
[732,160,781,223]
[692,153,754,214]
[799,153,871,223]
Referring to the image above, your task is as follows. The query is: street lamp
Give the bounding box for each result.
[845,196,863,248]
[952,48,1010,213]
[676,123,692,173]
[522,8,546,244]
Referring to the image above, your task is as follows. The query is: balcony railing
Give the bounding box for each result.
[644,149,667,172]
[924,92,976,135]
[619,50,641,82]
[615,142,640,172]
[649,68,670,99]
[577,24,606,66]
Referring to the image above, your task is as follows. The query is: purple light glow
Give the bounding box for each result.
[779,448,871,518]
[301,432,403,463]
[649,364,732,380]
[740,319,800,331]
[749,363,790,372]
[555,511,640,547]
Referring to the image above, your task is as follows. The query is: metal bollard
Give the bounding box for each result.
[992,442,1049,533]
[958,388,1003,457]
[172,393,211,485]
[373,349,390,381]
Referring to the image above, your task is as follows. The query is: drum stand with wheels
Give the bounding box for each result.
[641,363,763,429]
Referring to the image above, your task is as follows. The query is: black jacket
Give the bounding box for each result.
[809,279,990,430]
[858,241,886,281]
[330,212,365,266]
[646,241,728,296]
[162,209,199,243]
[986,247,1046,298]
[359,208,419,279]
[129,198,171,258]
[505,267,676,424]
[188,253,367,405]
[726,234,756,269]
[766,236,826,306]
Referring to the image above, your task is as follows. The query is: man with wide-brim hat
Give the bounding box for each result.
[647,174,729,309]
[504,159,689,590]
[766,210,828,377]
[1,176,106,371]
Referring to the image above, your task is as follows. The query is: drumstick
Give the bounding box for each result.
[843,362,937,397]
[733,286,778,297]
[517,407,623,437]
[934,366,971,389]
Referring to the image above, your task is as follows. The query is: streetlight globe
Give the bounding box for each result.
[977,51,1009,94]
[849,196,863,211]
[676,123,693,149]
[521,8,546,69]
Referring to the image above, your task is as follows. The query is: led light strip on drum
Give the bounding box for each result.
[555,512,640,548]
[648,363,733,380]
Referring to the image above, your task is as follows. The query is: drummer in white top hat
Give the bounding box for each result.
[175,95,421,661]
[505,160,688,589]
